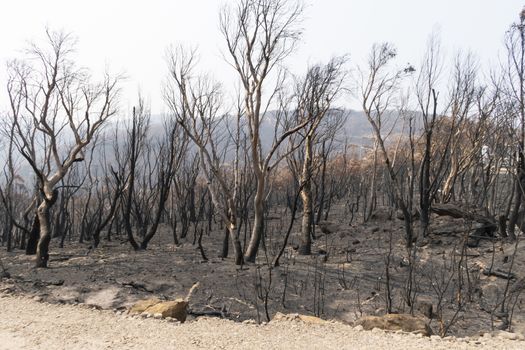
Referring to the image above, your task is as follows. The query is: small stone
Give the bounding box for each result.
[243,319,256,324]
[32,296,42,302]
[153,313,163,319]
[353,325,364,331]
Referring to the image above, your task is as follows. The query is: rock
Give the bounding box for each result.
[355,314,432,336]
[481,283,502,306]
[129,298,188,323]
[242,319,256,325]
[352,239,360,245]
[353,325,364,331]
[317,221,340,234]
[144,299,188,322]
[272,312,327,324]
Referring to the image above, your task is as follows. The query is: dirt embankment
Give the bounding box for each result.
[0,294,523,350]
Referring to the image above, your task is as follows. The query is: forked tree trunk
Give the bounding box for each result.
[244,174,265,262]
[35,189,58,268]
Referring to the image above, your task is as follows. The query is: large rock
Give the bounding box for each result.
[129,298,188,322]
[272,312,327,324]
[355,314,432,336]
[144,299,188,322]
[316,221,340,235]
[481,283,502,308]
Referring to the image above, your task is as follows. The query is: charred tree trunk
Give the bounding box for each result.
[298,135,314,255]
[220,226,229,259]
[244,173,265,263]
[35,189,58,268]
[25,215,40,255]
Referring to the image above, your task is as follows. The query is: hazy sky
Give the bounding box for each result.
[0,0,523,113]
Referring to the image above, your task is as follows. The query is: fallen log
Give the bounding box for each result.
[483,268,516,280]
[432,204,495,225]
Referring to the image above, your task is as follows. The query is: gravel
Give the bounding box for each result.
[0,294,522,350]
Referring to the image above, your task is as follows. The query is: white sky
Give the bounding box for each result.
[0,0,523,114]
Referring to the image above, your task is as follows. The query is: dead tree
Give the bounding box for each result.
[288,57,347,255]
[504,10,525,240]
[115,100,150,251]
[165,47,245,264]
[220,0,308,262]
[6,30,120,267]
[140,119,188,249]
[415,33,443,238]
[358,43,416,247]
[440,53,478,202]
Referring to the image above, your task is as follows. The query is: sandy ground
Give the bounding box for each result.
[0,294,523,350]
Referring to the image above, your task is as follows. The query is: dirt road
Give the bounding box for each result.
[0,294,522,349]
